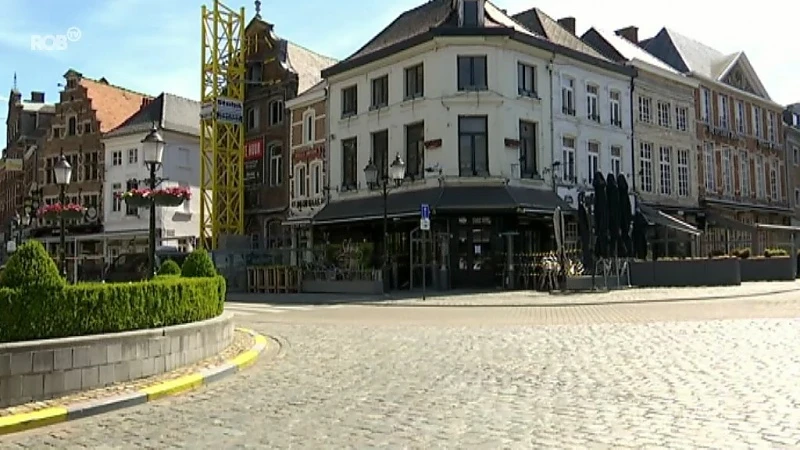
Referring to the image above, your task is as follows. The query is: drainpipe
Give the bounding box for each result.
[548,51,556,192]
[628,66,638,195]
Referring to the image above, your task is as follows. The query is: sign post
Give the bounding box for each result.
[420,204,430,300]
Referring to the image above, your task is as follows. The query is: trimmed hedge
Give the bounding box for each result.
[182,248,217,278]
[158,259,182,276]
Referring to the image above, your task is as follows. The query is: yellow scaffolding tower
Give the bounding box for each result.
[200,0,245,250]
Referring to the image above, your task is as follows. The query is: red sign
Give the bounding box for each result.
[245,139,264,161]
[292,144,325,164]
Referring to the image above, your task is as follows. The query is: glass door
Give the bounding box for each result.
[452,216,495,288]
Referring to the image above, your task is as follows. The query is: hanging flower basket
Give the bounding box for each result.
[120,188,152,208]
[37,203,86,221]
[152,187,191,207]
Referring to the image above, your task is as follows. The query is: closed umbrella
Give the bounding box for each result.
[592,172,609,259]
[617,174,633,257]
[605,173,620,259]
[577,192,592,270]
[632,206,648,260]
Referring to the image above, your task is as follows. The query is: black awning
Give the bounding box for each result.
[434,185,516,212]
[506,185,572,213]
[313,187,443,225]
[706,210,756,233]
[704,197,793,214]
[639,204,702,236]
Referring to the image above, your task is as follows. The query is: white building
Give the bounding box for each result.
[313,0,633,290]
[101,93,201,259]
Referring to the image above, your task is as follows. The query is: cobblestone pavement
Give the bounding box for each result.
[5,289,800,448]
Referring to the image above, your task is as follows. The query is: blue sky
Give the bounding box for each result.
[1,0,795,146]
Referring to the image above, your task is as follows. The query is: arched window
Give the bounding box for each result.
[67,117,77,136]
[302,110,315,144]
[266,143,282,186]
[269,100,284,126]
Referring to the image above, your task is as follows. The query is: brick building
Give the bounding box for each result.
[642,29,791,254]
[784,104,800,225]
[242,12,336,253]
[32,69,148,277]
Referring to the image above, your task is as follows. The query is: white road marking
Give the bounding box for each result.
[224,302,346,316]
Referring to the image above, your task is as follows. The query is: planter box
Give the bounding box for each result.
[740,257,795,281]
[631,259,741,287]
[302,280,384,294]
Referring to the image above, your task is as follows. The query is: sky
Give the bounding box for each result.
[1,0,796,147]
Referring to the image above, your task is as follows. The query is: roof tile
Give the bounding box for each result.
[79,78,150,133]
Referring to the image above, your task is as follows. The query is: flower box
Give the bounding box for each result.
[37,203,86,221]
[152,187,191,207]
[120,188,151,208]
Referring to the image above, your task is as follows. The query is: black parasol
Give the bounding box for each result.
[605,173,620,258]
[577,191,592,270]
[592,172,609,259]
[617,174,633,257]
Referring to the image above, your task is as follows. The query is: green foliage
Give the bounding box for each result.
[0,276,226,343]
[158,259,181,276]
[181,248,217,278]
[731,248,751,259]
[0,240,64,289]
[764,248,789,257]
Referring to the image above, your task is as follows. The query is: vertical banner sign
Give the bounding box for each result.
[244,139,264,186]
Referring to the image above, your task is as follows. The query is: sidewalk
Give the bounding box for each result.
[226,281,800,307]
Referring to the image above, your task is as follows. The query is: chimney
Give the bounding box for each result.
[615,26,639,44]
[141,98,153,108]
[29,91,45,103]
[557,17,576,34]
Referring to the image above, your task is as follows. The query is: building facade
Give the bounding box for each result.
[101,93,201,260]
[581,26,700,257]
[315,0,629,289]
[784,104,800,225]
[33,69,148,279]
[284,81,327,263]
[242,14,336,252]
[642,29,791,254]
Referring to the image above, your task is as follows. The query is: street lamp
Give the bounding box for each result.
[364,153,406,272]
[53,154,73,279]
[141,125,165,279]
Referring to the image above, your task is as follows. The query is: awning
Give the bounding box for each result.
[281,216,312,227]
[705,210,756,233]
[435,184,571,213]
[312,187,443,225]
[506,185,572,214]
[638,203,702,236]
[704,197,793,214]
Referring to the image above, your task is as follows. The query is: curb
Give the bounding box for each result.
[0,328,268,436]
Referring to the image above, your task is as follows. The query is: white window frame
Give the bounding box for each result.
[111,182,123,212]
[294,164,308,198]
[739,150,750,198]
[269,100,284,126]
[769,162,778,201]
[609,90,621,126]
[722,147,732,194]
[659,146,672,195]
[767,112,776,143]
[701,88,711,123]
[561,136,575,183]
[311,162,322,196]
[639,141,653,193]
[517,62,536,97]
[112,151,122,166]
[638,96,652,123]
[302,109,315,144]
[610,145,622,176]
[794,146,800,166]
[676,149,690,197]
[268,143,282,186]
[587,141,600,184]
[675,106,687,132]
[736,101,745,134]
[128,148,138,165]
[755,154,765,198]
[704,142,716,192]
[752,106,762,138]
[717,94,729,129]
[657,101,671,127]
[561,77,575,115]
[247,106,260,131]
[586,84,599,121]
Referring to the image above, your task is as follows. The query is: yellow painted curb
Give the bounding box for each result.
[140,373,205,401]
[0,407,68,436]
[230,349,259,369]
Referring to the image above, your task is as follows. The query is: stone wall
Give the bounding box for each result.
[0,312,234,408]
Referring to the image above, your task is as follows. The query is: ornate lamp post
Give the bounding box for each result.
[141,125,166,279]
[363,153,406,270]
[53,154,73,279]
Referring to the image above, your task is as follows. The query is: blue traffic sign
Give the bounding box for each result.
[420,203,430,219]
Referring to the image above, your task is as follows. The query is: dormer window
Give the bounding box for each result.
[461,0,481,27]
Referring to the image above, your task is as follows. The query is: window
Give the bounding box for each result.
[767,112,776,143]
[561,136,576,183]
[404,64,424,99]
[268,144,282,186]
[125,179,138,216]
[639,142,653,193]
[638,96,652,123]
[701,88,711,123]
[517,63,536,97]
[457,56,487,91]
[269,100,284,126]
[675,107,688,132]
[519,120,538,177]
[84,122,91,134]
[755,154,765,198]
[736,101,745,134]
[247,107,259,131]
[112,151,122,166]
[657,101,671,127]
[739,151,751,198]
[112,183,123,212]
[67,117,76,136]
[722,148,732,194]
[586,84,599,122]
[677,149,690,197]
[84,151,99,181]
[610,145,622,177]
[796,188,800,206]
[370,75,389,109]
[610,91,621,126]
[341,86,357,118]
[658,146,672,195]
[247,63,262,83]
[405,122,425,179]
[561,77,575,115]
[458,116,489,176]
[769,162,778,201]
[462,0,479,26]
[128,148,138,164]
[303,111,314,144]
[370,130,389,178]
[295,165,307,198]
[704,143,715,192]
[717,94,729,129]
[45,157,53,184]
[794,146,800,165]
[341,138,358,190]
[587,141,600,184]
[312,163,322,195]
[752,106,762,138]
